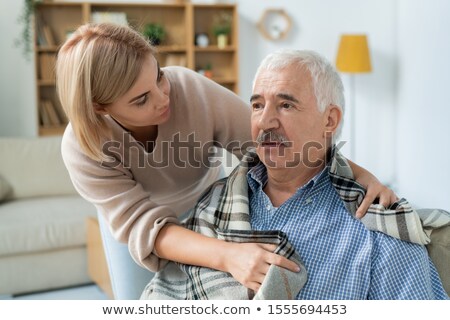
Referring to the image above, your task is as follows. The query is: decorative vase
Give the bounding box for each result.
[217,34,228,49]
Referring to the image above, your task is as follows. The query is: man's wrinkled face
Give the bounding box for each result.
[250,66,327,170]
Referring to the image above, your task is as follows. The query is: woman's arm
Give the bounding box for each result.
[62,125,299,292]
[155,224,300,292]
[348,160,398,218]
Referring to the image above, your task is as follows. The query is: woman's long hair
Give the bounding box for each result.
[56,23,155,161]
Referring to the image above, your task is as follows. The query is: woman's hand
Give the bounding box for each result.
[348,160,398,218]
[222,242,301,292]
[154,225,300,292]
[356,176,398,218]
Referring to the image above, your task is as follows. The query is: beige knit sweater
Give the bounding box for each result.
[61,66,251,271]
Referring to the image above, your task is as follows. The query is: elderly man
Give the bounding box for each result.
[142,50,449,300]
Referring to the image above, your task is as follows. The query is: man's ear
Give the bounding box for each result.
[323,104,342,137]
[93,103,108,116]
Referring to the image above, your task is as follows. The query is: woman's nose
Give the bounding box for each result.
[156,83,170,108]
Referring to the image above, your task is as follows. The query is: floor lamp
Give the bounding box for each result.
[336,34,372,160]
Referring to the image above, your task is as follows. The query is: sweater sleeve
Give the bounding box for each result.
[61,125,179,272]
[165,66,252,160]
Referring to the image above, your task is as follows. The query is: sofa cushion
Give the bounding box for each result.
[427,225,450,295]
[0,137,76,199]
[0,195,97,257]
[0,175,11,202]
[0,246,91,295]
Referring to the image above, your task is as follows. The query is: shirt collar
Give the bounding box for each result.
[247,161,329,195]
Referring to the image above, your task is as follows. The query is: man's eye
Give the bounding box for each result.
[282,103,293,109]
[252,103,263,110]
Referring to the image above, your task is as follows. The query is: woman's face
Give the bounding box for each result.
[100,54,171,131]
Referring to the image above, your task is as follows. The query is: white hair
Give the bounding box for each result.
[253,49,345,138]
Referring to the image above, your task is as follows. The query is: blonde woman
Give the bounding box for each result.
[56,23,396,299]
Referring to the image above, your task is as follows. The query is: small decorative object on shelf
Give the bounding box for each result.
[204,63,213,79]
[195,33,209,47]
[212,11,232,49]
[143,23,166,46]
[65,30,75,40]
[91,11,128,26]
[197,63,213,79]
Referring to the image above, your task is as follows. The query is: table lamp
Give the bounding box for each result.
[336,34,372,160]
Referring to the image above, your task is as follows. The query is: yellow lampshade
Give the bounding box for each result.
[336,34,372,73]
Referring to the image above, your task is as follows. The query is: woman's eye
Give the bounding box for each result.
[136,94,148,106]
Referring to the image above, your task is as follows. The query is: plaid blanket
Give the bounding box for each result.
[329,152,450,244]
[141,149,450,300]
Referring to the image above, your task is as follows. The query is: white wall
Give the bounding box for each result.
[396,0,450,210]
[0,0,37,137]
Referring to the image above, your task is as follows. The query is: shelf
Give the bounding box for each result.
[156,45,187,53]
[37,46,60,52]
[193,4,236,9]
[91,3,186,9]
[194,46,235,52]
[39,125,67,136]
[38,80,56,86]
[36,2,83,8]
[213,77,236,84]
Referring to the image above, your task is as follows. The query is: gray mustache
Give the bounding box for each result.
[256,131,291,146]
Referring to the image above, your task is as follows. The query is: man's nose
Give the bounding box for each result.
[258,106,279,130]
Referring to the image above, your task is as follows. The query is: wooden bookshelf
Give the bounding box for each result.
[34,2,85,136]
[33,2,239,136]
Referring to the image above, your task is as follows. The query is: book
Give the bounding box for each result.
[39,54,56,80]
[53,102,68,124]
[38,54,48,80]
[42,25,56,46]
[39,101,51,127]
[165,54,187,67]
[35,13,55,46]
[42,100,61,126]
[35,13,46,46]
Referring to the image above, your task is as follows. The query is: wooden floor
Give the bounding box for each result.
[9,284,109,300]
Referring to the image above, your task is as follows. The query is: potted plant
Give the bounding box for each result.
[212,11,232,49]
[142,23,166,46]
[204,63,213,79]
[16,0,39,58]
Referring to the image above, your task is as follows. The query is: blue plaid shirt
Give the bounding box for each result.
[248,163,448,300]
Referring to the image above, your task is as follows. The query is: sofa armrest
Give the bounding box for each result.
[0,136,76,199]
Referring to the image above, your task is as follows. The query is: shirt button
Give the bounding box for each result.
[305,198,313,205]
[266,205,271,210]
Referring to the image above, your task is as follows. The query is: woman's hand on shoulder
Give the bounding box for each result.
[348,159,398,218]
[355,175,398,219]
